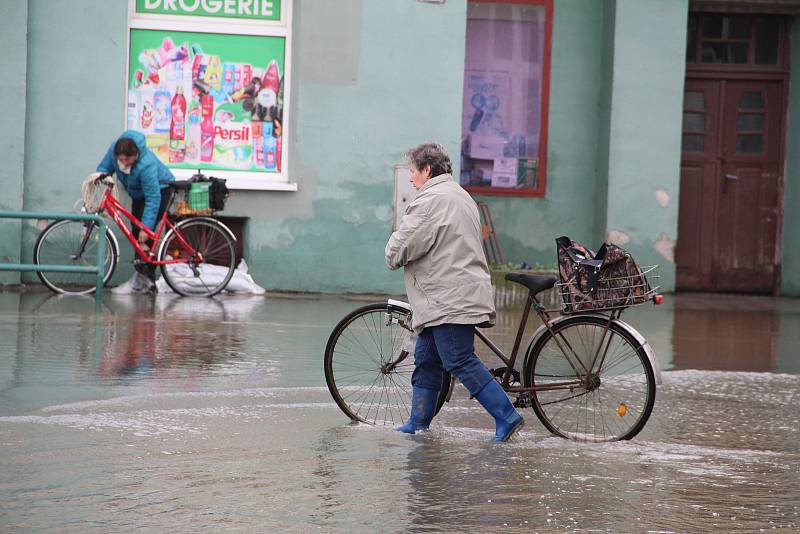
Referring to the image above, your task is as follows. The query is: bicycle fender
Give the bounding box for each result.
[613,318,662,385]
[524,314,662,385]
[387,298,411,313]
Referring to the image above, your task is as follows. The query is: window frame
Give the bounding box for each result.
[461,0,553,198]
[686,12,790,72]
[126,0,296,191]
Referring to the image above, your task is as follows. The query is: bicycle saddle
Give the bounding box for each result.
[505,272,557,295]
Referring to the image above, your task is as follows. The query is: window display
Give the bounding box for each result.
[461,1,551,196]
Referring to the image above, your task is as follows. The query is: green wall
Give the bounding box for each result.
[781,17,800,295]
[601,0,687,291]
[0,0,27,285]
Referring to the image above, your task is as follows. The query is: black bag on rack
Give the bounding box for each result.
[556,236,650,313]
[208,176,229,212]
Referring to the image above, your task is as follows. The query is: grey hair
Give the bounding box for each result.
[405,142,452,177]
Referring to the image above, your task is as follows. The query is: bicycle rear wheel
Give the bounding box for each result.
[523,315,655,442]
[324,303,452,426]
[33,219,118,295]
[158,218,236,297]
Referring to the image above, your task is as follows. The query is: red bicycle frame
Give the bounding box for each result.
[97,186,201,267]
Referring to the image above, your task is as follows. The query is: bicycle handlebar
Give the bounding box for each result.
[94,173,114,187]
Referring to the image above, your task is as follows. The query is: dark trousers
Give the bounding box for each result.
[131,189,171,280]
[412,324,495,396]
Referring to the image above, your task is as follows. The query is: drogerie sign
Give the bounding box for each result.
[135,0,281,21]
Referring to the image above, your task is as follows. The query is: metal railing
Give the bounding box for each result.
[0,211,108,303]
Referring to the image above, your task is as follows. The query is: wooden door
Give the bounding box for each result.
[676,79,784,293]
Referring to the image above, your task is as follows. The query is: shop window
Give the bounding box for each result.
[460,0,552,197]
[127,0,294,191]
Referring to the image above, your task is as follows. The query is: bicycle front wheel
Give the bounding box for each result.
[524,315,656,442]
[324,303,452,426]
[33,219,118,295]
[158,218,236,297]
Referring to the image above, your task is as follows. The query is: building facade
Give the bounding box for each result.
[2,0,800,295]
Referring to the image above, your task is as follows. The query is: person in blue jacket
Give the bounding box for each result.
[97,130,175,293]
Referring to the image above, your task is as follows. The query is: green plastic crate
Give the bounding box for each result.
[188,182,211,211]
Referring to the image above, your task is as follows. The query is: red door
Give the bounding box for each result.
[676,79,784,293]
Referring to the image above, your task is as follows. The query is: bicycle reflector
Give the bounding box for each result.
[617,403,628,417]
[653,294,664,305]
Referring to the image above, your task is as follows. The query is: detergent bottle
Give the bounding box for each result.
[204,55,222,91]
[200,94,215,163]
[263,121,277,171]
[169,86,187,163]
[186,98,201,163]
[153,86,172,133]
[222,62,236,96]
[139,86,155,134]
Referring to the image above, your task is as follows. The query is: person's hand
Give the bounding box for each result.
[138,232,150,252]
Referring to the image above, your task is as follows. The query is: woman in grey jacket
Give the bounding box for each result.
[385,142,523,443]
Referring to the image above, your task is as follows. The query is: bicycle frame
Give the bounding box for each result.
[388,289,661,397]
[94,185,201,267]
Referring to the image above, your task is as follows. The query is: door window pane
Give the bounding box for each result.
[740,92,764,110]
[727,17,752,39]
[756,18,781,65]
[701,42,749,64]
[686,14,697,63]
[736,135,763,153]
[683,112,705,131]
[736,114,765,131]
[461,2,548,193]
[702,16,750,39]
[682,134,705,152]
[684,91,705,112]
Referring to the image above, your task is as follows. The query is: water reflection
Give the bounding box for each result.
[96,294,254,378]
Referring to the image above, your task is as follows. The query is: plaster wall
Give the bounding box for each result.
[0,1,28,284]
[602,0,687,291]
[780,16,800,295]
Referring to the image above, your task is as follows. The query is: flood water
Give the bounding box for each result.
[0,290,798,532]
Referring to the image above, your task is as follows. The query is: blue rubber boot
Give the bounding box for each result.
[396,386,440,434]
[475,380,524,443]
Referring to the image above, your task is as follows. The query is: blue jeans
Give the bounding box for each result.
[412,324,494,396]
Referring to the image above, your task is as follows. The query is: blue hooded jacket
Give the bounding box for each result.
[97,130,175,230]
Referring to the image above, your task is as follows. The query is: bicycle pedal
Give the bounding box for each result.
[513,393,533,409]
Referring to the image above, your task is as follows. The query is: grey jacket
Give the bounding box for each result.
[386,174,496,333]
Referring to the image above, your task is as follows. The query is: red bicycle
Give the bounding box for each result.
[33,174,237,297]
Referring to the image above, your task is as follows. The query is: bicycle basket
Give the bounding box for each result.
[172,173,229,217]
[81,172,120,214]
[556,236,660,313]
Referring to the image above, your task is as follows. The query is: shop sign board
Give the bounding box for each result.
[135,0,281,22]
[127,0,294,190]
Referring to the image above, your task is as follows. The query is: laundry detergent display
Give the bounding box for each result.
[128,29,285,174]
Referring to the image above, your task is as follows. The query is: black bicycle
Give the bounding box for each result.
[324,267,662,442]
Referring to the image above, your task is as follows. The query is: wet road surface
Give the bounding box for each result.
[0,290,798,532]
